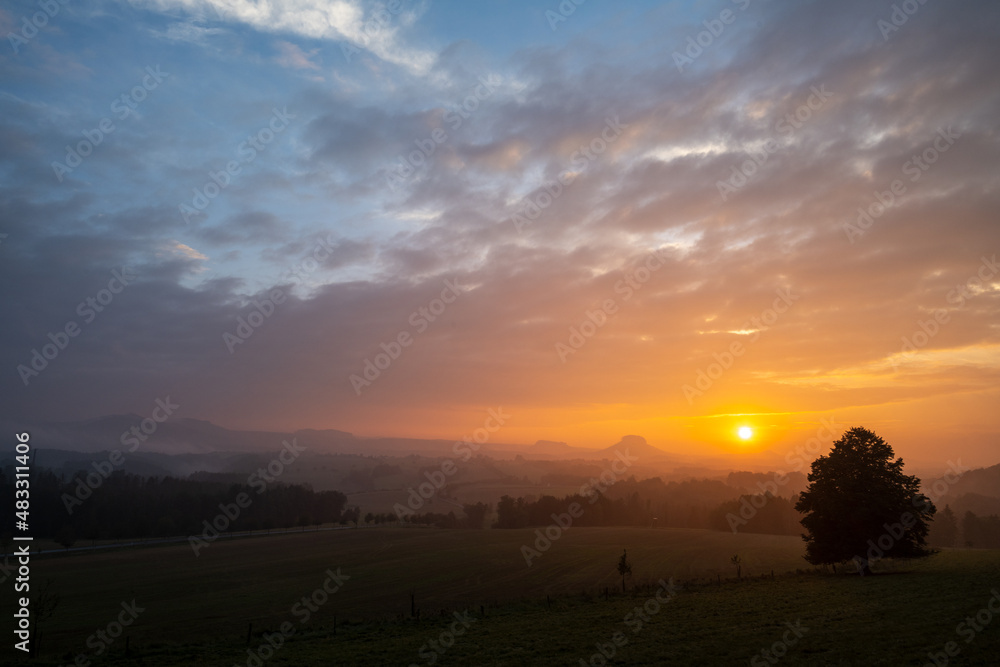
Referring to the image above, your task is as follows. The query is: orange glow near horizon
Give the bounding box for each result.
[260,393,1000,471]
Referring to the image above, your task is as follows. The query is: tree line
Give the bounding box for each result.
[386,501,493,529]
[492,487,803,534]
[490,470,1000,548]
[928,504,1000,548]
[0,466,350,546]
[490,473,805,535]
[6,439,999,553]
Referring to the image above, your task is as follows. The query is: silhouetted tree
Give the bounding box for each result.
[730,554,742,579]
[340,505,360,527]
[462,502,490,529]
[617,549,632,592]
[495,495,528,528]
[962,510,978,547]
[710,494,801,535]
[31,579,60,658]
[929,504,958,547]
[795,427,935,575]
[959,511,1000,548]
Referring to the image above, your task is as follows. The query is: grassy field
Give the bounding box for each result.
[6,526,1000,665]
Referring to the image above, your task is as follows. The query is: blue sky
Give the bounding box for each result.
[5,0,685,289]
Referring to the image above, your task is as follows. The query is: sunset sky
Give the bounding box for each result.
[2,0,998,468]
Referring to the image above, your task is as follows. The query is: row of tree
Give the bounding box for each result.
[0,467,350,545]
[928,505,1000,548]
[494,476,760,530]
[391,502,493,529]
[492,489,804,534]
[492,480,1000,549]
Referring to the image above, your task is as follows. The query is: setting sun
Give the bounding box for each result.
[738,426,754,440]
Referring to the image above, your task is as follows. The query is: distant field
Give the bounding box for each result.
[7,527,1000,665]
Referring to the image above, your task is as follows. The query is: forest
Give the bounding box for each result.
[1,466,350,547]
[4,465,999,549]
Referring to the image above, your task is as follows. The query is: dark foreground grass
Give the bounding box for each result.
[5,527,999,665]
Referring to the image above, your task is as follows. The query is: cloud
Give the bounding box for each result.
[136,0,436,74]
[274,40,321,70]
[165,241,209,261]
[163,21,227,45]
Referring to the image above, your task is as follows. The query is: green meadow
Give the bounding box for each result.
[10,526,1000,666]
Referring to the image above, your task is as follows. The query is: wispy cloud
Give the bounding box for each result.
[163,21,226,44]
[166,241,209,261]
[275,40,320,70]
[136,0,435,74]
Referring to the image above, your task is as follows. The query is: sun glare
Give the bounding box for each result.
[738,426,753,440]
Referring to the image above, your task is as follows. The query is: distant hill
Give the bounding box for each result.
[942,463,1000,498]
[527,440,574,455]
[932,463,1000,516]
[3,415,692,468]
[521,439,609,460]
[2,415,288,454]
[596,435,674,462]
[2,414,465,457]
[29,447,253,479]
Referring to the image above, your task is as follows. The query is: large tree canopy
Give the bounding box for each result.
[795,427,936,574]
